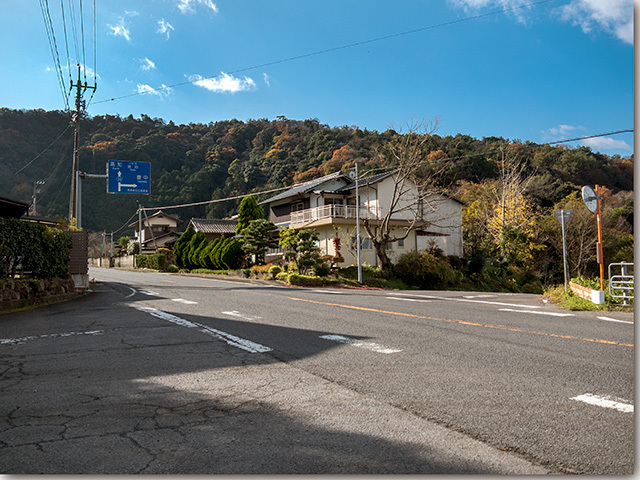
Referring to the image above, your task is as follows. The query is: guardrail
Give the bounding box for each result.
[608,262,633,305]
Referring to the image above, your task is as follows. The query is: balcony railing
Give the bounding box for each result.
[290,205,379,225]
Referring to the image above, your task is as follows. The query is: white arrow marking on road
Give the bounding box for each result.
[172,298,198,305]
[135,307,271,353]
[499,308,575,317]
[1,330,104,346]
[597,316,633,325]
[320,334,402,354]
[138,290,160,296]
[571,393,634,413]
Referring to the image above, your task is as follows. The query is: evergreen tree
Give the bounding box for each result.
[236,196,264,234]
[242,219,278,265]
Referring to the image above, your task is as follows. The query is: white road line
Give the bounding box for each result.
[499,308,575,317]
[463,294,497,299]
[172,298,198,305]
[126,287,137,298]
[571,393,634,413]
[221,311,262,321]
[387,292,542,309]
[313,289,343,294]
[387,296,432,303]
[138,290,160,296]
[320,334,402,354]
[1,330,104,346]
[135,307,271,353]
[597,316,633,325]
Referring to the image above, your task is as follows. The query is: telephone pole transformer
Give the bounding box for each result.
[68,64,96,225]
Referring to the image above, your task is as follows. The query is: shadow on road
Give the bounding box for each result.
[0,282,542,474]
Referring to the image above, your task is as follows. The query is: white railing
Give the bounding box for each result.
[290,205,379,225]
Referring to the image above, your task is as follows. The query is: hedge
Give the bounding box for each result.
[135,254,166,270]
[0,218,72,279]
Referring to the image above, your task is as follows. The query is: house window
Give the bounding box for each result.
[398,238,405,248]
[386,242,392,251]
[362,237,372,250]
[291,202,304,213]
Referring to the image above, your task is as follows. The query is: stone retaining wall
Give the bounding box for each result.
[0,277,78,311]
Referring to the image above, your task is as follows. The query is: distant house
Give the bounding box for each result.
[261,171,463,267]
[186,218,238,241]
[130,210,182,251]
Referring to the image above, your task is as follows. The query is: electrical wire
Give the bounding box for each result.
[39,0,69,110]
[93,0,555,105]
[14,122,74,175]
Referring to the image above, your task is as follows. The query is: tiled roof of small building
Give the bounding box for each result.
[189,218,238,234]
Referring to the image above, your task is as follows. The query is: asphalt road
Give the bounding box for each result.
[0,267,634,474]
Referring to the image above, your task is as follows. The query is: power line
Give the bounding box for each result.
[39,0,69,110]
[14,122,73,175]
[548,129,633,146]
[94,0,555,106]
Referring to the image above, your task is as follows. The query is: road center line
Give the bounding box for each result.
[134,307,272,353]
[288,297,633,348]
[499,308,574,317]
[571,393,634,413]
[172,298,198,305]
[320,334,402,354]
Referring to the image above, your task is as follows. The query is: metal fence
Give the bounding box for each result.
[608,262,633,305]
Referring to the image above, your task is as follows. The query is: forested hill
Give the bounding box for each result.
[1,108,634,234]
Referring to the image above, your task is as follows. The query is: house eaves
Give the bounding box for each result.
[260,171,349,204]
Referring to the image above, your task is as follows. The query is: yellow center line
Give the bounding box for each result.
[288,297,633,348]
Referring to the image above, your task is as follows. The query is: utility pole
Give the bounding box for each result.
[68,64,96,225]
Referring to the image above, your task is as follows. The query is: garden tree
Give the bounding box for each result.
[186,231,208,269]
[173,226,195,268]
[236,195,264,234]
[241,219,278,265]
[221,239,243,269]
[361,120,450,274]
[200,238,220,269]
[295,229,322,275]
[278,227,299,264]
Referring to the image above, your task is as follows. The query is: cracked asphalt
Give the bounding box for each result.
[0,282,551,474]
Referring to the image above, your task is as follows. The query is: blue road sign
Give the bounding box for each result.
[107,160,151,195]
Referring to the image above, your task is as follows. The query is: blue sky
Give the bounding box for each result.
[1,0,634,156]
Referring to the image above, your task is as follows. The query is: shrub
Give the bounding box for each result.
[268,265,282,279]
[221,239,243,270]
[165,264,179,273]
[135,254,166,270]
[394,251,457,290]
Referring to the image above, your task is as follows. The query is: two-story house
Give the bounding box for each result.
[261,170,463,267]
[130,210,182,252]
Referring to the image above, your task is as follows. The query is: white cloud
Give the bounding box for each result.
[108,12,138,42]
[137,84,173,97]
[157,19,175,39]
[263,73,271,87]
[559,0,633,44]
[542,124,584,140]
[581,136,632,151]
[449,0,633,43]
[140,58,156,71]
[448,0,534,23]
[190,72,256,93]
[177,0,218,14]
